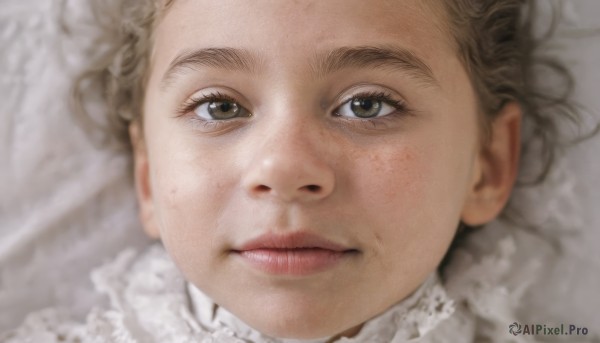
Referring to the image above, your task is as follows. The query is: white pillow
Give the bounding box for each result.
[0,0,151,331]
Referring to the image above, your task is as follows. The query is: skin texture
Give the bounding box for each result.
[131,0,521,339]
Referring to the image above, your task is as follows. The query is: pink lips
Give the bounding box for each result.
[232,232,357,276]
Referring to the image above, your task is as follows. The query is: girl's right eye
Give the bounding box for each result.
[193,99,251,120]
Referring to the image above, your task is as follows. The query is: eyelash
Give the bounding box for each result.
[175,90,411,131]
[340,91,407,113]
[176,91,237,117]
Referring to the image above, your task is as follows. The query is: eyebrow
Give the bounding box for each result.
[312,45,437,87]
[160,45,437,89]
[161,47,259,89]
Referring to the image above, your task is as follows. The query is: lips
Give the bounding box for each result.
[232,231,358,276]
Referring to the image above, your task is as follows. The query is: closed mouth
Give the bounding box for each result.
[231,231,359,276]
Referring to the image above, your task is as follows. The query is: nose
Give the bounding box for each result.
[241,122,335,203]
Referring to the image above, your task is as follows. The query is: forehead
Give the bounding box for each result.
[151,0,454,76]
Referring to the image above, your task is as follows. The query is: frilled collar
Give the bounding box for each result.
[187,272,457,343]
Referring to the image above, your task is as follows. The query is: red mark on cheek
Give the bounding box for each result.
[161,186,179,209]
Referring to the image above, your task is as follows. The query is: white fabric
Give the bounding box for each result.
[1,0,599,340]
[0,0,152,331]
[187,269,457,343]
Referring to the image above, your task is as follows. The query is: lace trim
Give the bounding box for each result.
[188,272,455,343]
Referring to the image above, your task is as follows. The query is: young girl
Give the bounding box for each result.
[3,0,595,342]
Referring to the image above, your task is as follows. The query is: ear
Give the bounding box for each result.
[461,102,521,226]
[129,122,161,239]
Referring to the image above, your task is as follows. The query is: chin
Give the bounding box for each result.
[232,302,358,340]
[247,319,342,340]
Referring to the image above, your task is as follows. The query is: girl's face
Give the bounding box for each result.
[134,0,520,339]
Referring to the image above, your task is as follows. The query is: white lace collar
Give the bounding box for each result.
[187,272,456,343]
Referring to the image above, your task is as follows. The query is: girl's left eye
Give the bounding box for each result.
[335,95,401,119]
[194,99,250,120]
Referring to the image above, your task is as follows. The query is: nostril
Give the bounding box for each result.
[256,185,271,192]
[304,185,321,193]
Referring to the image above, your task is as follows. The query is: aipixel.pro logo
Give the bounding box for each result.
[509,322,589,337]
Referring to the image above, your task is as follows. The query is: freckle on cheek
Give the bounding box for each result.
[381,149,420,199]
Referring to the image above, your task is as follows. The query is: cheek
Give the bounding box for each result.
[147,141,234,267]
[350,137,472,268]
[355,143,460,222]
[373,148,422,199]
